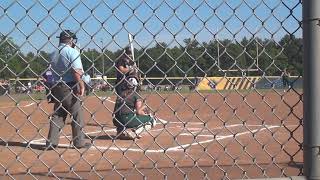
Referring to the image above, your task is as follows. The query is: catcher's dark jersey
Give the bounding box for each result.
[113,90,140,116]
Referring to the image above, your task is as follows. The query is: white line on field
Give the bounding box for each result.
[172,125,281,151]
[98,96,115,104]
[23,124,288,153]
[97,125,281,152]
[0,102,35,109]
[157,118,204,125]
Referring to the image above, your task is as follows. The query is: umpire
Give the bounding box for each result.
[46,30,91,150]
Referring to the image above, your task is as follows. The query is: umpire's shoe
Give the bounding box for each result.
[74,142,92,149]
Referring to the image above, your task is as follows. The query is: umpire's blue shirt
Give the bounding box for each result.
[50,43,83,83]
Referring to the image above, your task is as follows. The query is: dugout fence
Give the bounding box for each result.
[0,0,317,179]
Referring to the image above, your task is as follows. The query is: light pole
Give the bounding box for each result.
[256,37,259,69]
[100,39,104,75]
[92,50,95,78]
[217,41,220,68]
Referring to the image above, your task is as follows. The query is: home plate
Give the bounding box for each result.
[157,118,168,124]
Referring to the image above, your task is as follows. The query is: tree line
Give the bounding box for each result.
[0,34,302,80]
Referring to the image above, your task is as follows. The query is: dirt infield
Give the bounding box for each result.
[0,90,303,179]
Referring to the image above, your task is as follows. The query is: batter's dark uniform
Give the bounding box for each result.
[115,52,138,95]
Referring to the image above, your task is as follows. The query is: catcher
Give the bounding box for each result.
[113,76,156,139]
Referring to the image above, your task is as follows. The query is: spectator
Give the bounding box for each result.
[282,68,291,91]
[27,81,32,94]
[43,68,54,102]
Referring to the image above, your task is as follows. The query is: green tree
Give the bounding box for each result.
[279,34,303,75]
[1,34,303,80]
[166,46,185,77]
[0,35,20,78]
[26,51,50,78]
[81,48,102,77]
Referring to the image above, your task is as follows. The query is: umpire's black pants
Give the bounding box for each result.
[47,82,85,147]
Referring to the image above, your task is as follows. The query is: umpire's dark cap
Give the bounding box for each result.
[57,30,77,40]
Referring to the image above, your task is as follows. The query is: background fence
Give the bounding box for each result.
[0,1,307,179]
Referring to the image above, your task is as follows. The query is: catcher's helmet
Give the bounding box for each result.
[122,75,139,90]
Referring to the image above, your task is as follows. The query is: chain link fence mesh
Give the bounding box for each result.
[0,0,303,179]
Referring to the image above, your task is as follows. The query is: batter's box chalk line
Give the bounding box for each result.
[23,123,297,153]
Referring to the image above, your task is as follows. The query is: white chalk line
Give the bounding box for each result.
[24,124,298,153]
[25,96,296,152]
[0,102,35,109]
[27,125,201,144]
[98,96,115,104]
[25,125,280,153]
[175,125,280,151]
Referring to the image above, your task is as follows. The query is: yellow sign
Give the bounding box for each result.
[197,77,261,90]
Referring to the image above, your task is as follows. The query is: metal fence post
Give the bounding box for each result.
[303,0,320,179]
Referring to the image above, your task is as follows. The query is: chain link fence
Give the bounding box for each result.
[0,0,304,179]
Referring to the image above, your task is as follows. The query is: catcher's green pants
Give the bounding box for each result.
[113,113,154,130]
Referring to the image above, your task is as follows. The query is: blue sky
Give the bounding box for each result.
[0,0,302,54]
